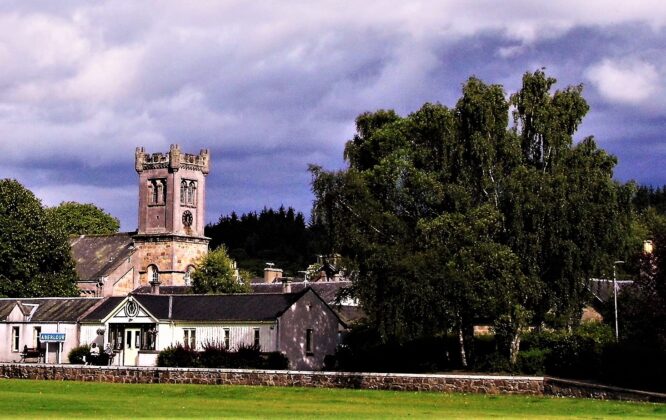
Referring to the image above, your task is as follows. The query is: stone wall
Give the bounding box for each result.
[0,364,542,394]
[544,377,666,403]
[2,364,663,402]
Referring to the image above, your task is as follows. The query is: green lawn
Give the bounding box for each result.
[0,379,663,419]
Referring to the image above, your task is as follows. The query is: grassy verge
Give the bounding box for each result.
[0,379,663,419]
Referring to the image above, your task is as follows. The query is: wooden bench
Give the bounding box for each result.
[18,347,44,363]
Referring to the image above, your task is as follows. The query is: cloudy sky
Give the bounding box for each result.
[1,1,665,230]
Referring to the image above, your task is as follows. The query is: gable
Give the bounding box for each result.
[98,297,158,324]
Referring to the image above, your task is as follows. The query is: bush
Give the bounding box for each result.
[157,344,200,367]
[264,352,289,370]
[519,323,614,379]
[515,349,548,375]
[68,344,90,364]
[199,342,230,368]
[234,343,262,368]
[601,342,666,392]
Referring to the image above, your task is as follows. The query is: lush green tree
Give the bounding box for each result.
[311,70,631,366]
[46,201,120,235]
[191,246,251,294]
[0,179,79,297]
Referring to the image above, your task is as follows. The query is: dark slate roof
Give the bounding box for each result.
[82,297,125,321]
[133,281,352,305]
[0,298,103,322]
[82,290,311,322]
[252,281,352,305]
[69,233,135,281]
[588,278,634,303]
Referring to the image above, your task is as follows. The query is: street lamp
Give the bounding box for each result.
[613,260,625,342]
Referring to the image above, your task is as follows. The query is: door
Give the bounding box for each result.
[123,328,141,366]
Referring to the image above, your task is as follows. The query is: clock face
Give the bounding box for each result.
[182,210,193,227]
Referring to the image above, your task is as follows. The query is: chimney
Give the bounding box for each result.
[150,280,161,295]
[282,278,292,294]
[264,267,283,283]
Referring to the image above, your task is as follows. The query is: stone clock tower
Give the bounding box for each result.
[133,144,210,287]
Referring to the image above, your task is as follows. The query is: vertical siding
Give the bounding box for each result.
[170,324,277,351]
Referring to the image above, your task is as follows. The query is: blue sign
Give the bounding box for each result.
[40,333,66,342]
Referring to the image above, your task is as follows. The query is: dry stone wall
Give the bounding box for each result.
[2,364,663,402]
[0,364,542,394]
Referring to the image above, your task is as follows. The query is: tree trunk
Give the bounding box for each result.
[509,331,521,365]
[458,324,467,368]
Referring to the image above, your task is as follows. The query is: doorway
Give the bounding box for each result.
[124,328,141,366]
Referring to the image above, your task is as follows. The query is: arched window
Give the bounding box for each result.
[149,181,157,204]
[184,265,195,286]
[147,265,159,284]
[180,180,187,205]
[189,181,196,205]
[156,181,164,205]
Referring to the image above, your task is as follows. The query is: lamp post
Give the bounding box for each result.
[613,260,624,342]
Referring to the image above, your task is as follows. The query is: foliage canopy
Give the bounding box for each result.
[311,70,632,362]
[0,179,79,297]
[46,201,120,235]
[191,245,251,294]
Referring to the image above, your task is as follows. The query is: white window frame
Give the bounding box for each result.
[11,326,19,352]
[183,328,196,350]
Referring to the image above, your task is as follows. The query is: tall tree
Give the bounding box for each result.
[0,179,79,297]
[47,201,120,235]
[311,70,631,364]
[191,246,251,294]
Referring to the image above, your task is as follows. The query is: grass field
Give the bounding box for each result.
[0,379,663,419]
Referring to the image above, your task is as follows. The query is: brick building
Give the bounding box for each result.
[73,145,210,296]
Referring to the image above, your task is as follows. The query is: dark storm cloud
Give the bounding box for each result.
[1,1,665,229]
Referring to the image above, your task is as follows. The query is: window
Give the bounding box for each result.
[184,328,196,349]
[11,326,19,352]
[189,181,197,206]
[224,328,230,350]
[33,327,41,349]
[148,265,159,284]
[253,328,260,347]
[306,329,314,354]
[184,266,195,286]
[149,179,166,205]
[141,326,157,350]
[180,180,187,205]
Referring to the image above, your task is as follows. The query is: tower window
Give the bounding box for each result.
[148,265,159,284]
[180,180,187,205]
[149,179,166,205]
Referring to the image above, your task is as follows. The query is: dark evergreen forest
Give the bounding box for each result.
[204,206,326,277]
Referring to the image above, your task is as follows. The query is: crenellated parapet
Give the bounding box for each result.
[135,144,210,174]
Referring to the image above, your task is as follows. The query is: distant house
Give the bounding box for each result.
[0,289,344,370]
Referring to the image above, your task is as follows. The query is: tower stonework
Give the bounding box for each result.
[133,144,210,287]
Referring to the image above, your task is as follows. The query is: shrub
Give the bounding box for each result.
[519,323,614,379]
[264,352,289,370]
[234,343,262,368]
[199,341,230,368]
[515,349,548,375]
[157,344,199,367]
[68,344,90,364]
